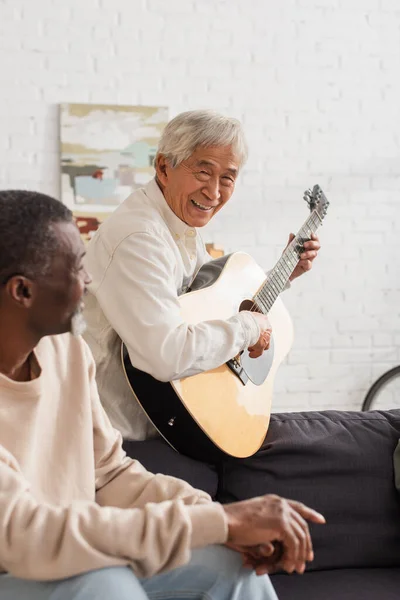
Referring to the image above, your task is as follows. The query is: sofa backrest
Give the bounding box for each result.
[217,409,400,571]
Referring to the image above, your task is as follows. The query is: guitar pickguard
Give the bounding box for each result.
[228,336,275,386]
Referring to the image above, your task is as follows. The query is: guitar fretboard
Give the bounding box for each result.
[254,210,322,314]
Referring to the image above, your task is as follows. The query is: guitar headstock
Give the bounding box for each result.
[303,185,329,220]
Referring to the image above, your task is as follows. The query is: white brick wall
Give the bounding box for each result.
[1,0,399,412]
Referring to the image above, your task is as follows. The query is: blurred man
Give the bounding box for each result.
[0,190,324,600]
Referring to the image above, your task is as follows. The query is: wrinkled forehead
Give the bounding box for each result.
[187,145,241,172]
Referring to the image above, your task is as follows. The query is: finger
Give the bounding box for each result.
[242,544,275,560]
[261,336,271,350]
[242,554,273,575]
[280,529,299,574]
[248,347,262,358]
[297,259,312,271]
[256,563,283,575]
[300,250,318,260]
[303,239,320,250]
[287,500,326,524]
[283,233,295,252]
[287,519,308,574]
[303,243,320,253]
[304,233,320,245]
[256,567,270,576]
[249,336,270,356]
[289,508,313,562]
[256,561,282,576]
[261,328,272,336]
[243,556,266,571]
[244,555,279,575]
[253,543,275,558]
[255,564,275,576]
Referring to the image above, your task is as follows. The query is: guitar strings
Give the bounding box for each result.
[248,210,321,315]
[252,211,320,313]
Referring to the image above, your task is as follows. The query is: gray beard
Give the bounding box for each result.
[70,311,87,337]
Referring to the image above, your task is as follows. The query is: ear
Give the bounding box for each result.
[5,276,36,308]
[155,154,170,187]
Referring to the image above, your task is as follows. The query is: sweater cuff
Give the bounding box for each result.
[187,502,228,549]
[237,312,261,348]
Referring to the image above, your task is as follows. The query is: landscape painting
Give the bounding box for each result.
[60,103,168,238]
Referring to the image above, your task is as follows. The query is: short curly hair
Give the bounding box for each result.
[0,190,73,284]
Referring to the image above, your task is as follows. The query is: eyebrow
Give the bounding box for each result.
[196,160,238,176]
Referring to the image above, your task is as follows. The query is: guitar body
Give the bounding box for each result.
[122,252,294,461]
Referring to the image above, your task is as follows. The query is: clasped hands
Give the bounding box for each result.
[223,494,325,576]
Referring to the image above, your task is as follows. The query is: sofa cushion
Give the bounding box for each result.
[217,410,400,570]
[123,438,218,498]
[271,567,400,600]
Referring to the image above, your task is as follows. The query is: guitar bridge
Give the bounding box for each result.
[227,354,249,385]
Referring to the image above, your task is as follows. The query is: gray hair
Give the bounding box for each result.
[156,110,248,168]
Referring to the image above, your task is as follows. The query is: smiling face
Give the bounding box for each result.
[155,145,240,228]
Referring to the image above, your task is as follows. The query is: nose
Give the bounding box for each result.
[83,267,92,287]
[202,176,220,202]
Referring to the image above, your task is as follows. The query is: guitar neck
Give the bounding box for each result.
[254,209,323,315]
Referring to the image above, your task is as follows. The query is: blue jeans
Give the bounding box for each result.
[0,545,278,599]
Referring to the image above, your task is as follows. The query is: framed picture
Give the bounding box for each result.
[60,103,168,240]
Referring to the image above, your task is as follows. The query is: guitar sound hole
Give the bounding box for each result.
[239,299,261,313]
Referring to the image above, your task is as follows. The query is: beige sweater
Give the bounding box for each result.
[0,334,227,581]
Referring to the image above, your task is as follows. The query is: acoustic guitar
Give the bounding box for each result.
[122,185,329,461]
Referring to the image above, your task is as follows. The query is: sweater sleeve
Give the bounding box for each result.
[0,444,227,581]
[0,344,227,581]
[91,231,260,382]
[86,342,213,509]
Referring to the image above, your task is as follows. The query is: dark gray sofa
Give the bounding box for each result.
[124,409,400,599]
